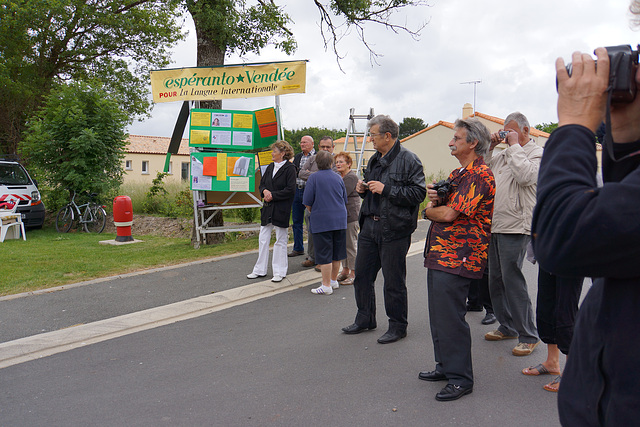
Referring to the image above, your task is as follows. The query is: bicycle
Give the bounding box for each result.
[55,190,107,233]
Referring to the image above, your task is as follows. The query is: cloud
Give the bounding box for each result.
[128,0,640,138]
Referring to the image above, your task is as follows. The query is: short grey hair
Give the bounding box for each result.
[504,112,530,133]
[367,114,399,139]
[454,118,491,157]
[320,136,334,146]
[315,150,334,170]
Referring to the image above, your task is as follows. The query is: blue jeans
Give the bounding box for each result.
[291,187,305,252]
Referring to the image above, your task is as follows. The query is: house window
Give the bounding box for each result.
[142,161,149,174]
[125,160,132,170]
[168,161,173,175]
[181,162,189,181]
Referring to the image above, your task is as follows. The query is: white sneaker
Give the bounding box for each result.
[247,273,265,279]
[330,280,339,289]
[271,275,284,282]
[311,285,333,295]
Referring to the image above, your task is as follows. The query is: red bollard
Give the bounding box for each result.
[113,196,134,242]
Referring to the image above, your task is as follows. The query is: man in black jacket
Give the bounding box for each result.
[533,42,640,424]
[342,115,426,344]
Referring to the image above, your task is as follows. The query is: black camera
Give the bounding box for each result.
[432,179,454,199]
[563,44,639,103]
[498,130,509,139]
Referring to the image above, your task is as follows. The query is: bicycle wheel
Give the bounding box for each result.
[55,205,74,233]
[83,204,107,233]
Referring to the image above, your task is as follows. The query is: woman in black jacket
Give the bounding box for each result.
[247,140,296,282]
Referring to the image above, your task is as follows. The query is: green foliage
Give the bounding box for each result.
[20,82,128,197]
[237,207,259,223]
[141,172,193,217]
[399,117,427,139]
[283,127,347,153]
[0,0,184,155]
[535,122,558,134]
[185,0,296,58]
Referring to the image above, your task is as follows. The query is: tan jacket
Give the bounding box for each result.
[485,139,543,234]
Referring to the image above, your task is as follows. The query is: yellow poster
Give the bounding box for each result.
[255,108,277,125]
[190,129,210,145]
[233,114,253,129]
[217,153,227,181]
[257,151,273,167]
[150,60,307,103]
[191,111,211,127]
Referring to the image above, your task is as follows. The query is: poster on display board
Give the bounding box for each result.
[189,107,278,151]
[190,152,256,192]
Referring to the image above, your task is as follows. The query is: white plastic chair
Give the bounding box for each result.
[0,196,26,242]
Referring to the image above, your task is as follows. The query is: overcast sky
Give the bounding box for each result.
[128,0,640,138]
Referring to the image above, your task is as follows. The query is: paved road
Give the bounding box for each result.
[0,221,575,426]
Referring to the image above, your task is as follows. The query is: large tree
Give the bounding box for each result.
[20,82,129,199]
[399,116,427,139]
[0,0,185,156]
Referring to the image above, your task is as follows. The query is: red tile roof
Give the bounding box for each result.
[401,113,550,142]
[125,135,190,155]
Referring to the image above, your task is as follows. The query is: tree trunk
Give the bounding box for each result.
[191,11,226,244]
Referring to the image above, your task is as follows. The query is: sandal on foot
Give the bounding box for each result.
[543,375,561,392]
[522,363,561,376]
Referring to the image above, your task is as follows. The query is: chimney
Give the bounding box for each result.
[462,103,473,119]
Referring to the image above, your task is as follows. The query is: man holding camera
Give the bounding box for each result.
[484,112,542,356]
[421,117,495,401]
[533,37,640,424]
[341,114,426,344]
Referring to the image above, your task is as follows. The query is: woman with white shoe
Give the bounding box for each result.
[334,152,360,286]
[247,141,296,283]
[303,150,348,295]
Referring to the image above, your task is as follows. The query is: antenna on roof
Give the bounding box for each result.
[460,80,482,114]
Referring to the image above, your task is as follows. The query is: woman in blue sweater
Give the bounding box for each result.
[303,150,348,295]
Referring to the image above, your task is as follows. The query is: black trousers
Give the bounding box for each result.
[467,270,493,313]
[353,216,411,332]
[427,269,474,388]
[536,266,583,354]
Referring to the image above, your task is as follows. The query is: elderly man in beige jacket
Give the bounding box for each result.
[483,112,542,357]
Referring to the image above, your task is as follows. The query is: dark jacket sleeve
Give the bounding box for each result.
[383,150,427,207]
[532,125,640,278]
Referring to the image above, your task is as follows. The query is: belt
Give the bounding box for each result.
[297,185,305,190]
[368,215,381,221]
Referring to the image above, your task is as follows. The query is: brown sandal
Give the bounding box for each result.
[543,375,561,392]
[522,363,561,376]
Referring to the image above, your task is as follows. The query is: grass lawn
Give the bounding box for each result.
[0,225,260,296]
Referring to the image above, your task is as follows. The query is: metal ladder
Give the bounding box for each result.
[342,108,375,178]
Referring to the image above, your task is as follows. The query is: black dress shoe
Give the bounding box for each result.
[418,370,447,382]
[342,323,376,334]
[435,384,473,401]
[481,313,497,325]
[377,330,407,344]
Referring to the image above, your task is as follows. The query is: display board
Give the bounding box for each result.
[189,107,278,151]
[190,152,256,192]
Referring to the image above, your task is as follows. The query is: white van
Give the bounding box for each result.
[0,160,46,229]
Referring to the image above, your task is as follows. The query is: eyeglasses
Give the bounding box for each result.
[369,132,386,138]
[451,136,464,142]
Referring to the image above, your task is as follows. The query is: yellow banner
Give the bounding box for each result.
[150,61,307,103]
